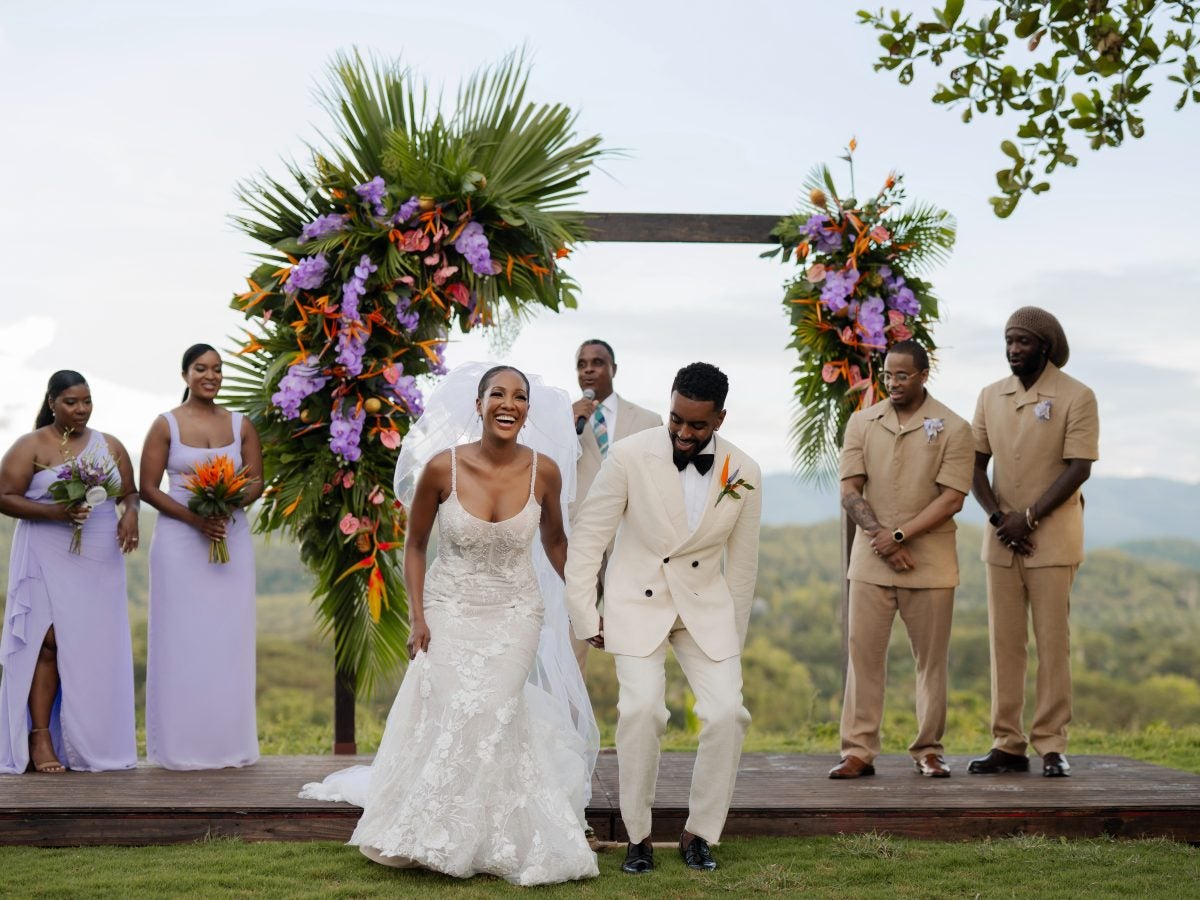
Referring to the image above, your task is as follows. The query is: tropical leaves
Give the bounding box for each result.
[224,50,603,695]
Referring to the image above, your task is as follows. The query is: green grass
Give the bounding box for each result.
[0,835,1195,898]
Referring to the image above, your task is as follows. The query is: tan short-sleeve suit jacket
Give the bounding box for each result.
[973,362,1100,568]
[839,394,974,589]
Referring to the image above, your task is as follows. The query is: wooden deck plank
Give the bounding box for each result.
[1,753,1197,846]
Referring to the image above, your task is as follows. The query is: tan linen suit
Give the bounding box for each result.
[566,427,762,844]
[567,394,661,672]
[838,394,973,764]
[973,362,1099,755]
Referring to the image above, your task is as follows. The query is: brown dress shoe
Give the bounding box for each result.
[829,756,875,779]
[914,753,951,777]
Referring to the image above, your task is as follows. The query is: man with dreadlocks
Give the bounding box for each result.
[968,307,1100,779]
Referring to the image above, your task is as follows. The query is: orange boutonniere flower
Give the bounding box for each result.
[715,453,755,507]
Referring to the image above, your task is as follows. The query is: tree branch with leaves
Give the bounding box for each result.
[860,1,1200,216]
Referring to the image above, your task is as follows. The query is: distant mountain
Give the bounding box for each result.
[759,473,1200,549]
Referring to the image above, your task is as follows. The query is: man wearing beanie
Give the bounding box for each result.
[968,307,1099,778]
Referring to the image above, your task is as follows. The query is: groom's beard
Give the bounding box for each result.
[670,432,702,469]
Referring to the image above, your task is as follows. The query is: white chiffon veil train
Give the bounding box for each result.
[300,361,600,809]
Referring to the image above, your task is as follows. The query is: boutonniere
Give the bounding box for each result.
[922,417,944,444]
[715,453,755,506]
[1035,399,1052,421]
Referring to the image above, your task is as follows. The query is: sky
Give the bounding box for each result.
[1,1,1197,481]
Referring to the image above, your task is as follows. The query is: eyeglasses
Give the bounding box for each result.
[881,371,919,384]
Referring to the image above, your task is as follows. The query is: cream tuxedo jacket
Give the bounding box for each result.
[565,427,763,661]
[569,394,662,525]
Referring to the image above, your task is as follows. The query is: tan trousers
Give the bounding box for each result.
[839,581,955,763]
[986,558,1077,756]
[612,618,750,844]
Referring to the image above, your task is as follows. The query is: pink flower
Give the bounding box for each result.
[806,263,827,283]
[379,429,401,449]
[397,230,429,252]
[342,471,355,489]
[339,513,361,535]
[821,363,841,383]
[890,323,912,342]
[383,364,400,385]
[433,265,459,286]
[870,225,891,243]
[424,253,441,266]
[368,486,385,505]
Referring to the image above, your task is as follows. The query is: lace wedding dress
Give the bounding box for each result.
[302,447,597,886]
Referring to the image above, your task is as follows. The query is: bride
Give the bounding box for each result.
[301,363,599,886]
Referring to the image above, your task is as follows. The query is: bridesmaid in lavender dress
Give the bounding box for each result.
[0,370,140,774]
[141,345,263,770]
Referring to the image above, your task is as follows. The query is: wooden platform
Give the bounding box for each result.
[2,752,1198,846]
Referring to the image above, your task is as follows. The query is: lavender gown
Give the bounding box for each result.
[145,411,258,770]
[0,430,137,774]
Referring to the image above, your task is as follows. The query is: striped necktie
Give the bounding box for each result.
[592,406,609,458]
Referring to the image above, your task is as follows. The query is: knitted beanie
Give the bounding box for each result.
[1005,306,1069,368]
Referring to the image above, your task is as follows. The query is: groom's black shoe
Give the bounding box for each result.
[679,832,717,871]
[967,748,1030,774]
[621,839,654,874]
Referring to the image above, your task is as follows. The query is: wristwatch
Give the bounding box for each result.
[892,528,906,544]
[988,509,1003,527]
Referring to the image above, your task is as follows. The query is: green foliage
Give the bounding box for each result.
[224,49,603,694]
[859,1,1200,215]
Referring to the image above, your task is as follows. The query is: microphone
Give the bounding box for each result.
[575,388,596,435]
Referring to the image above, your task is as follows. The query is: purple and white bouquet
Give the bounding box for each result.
[46,455,121,553]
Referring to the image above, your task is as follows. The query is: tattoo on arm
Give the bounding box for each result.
[842,492,883,534]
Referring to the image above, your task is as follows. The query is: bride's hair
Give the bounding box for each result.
[476,365,530,399]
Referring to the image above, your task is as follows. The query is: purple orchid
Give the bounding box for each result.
[453,221,494,276]
[300,214,348,243]
[393,195,420,226]
[329,402,366,462]
[288,254,329,292]
[354,176,388,216]
[270,356,329,420]
[820,266,859,313]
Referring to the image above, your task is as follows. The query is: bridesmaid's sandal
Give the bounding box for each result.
[27,728,67,774]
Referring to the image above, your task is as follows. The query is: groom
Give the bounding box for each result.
[566,362,762,874]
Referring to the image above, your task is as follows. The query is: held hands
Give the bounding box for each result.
[407,620,431,659]
[62,502,92,526]
[869,530,917,573]
[994,511,1036,557]
[586,615,604,649]
[195,514,228,542]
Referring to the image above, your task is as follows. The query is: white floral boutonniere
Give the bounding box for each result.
[922,417,944,444]
[715,453,755,506]
[1035,399,1052,421]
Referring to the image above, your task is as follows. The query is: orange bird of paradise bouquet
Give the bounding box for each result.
[766,139,956,483]
[182,455,254,564]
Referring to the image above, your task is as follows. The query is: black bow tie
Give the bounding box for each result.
[673,452,714,474]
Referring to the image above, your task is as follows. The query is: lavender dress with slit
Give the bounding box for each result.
[145,411,258,770]
[0,429,137,774]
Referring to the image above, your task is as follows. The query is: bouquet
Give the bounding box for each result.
[46,455,122,554]
[182,454,254,564]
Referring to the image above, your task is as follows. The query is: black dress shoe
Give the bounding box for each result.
[1042,752,1071,777]
[621,840,654,874]
[967,748,1030,774]
[679,833,717,871]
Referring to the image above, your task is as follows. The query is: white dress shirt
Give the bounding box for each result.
[679,437,715,534]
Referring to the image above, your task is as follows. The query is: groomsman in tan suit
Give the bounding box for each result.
[831,341,974,780]
[568,339,662,673]
[566,362,761,875]
[968,307,1099,779]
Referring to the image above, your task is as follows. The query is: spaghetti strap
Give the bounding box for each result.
[450,446,458,493]
[529,450,538,497]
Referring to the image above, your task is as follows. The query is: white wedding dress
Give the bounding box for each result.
[301,365,598,886]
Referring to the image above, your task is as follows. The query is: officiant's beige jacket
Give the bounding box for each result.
[566,427,762,661]
[568,393,662,526]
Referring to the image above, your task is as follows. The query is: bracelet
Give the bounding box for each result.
[1025,507,1039,530]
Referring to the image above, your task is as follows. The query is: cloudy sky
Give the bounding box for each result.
[2,1,1197,481]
